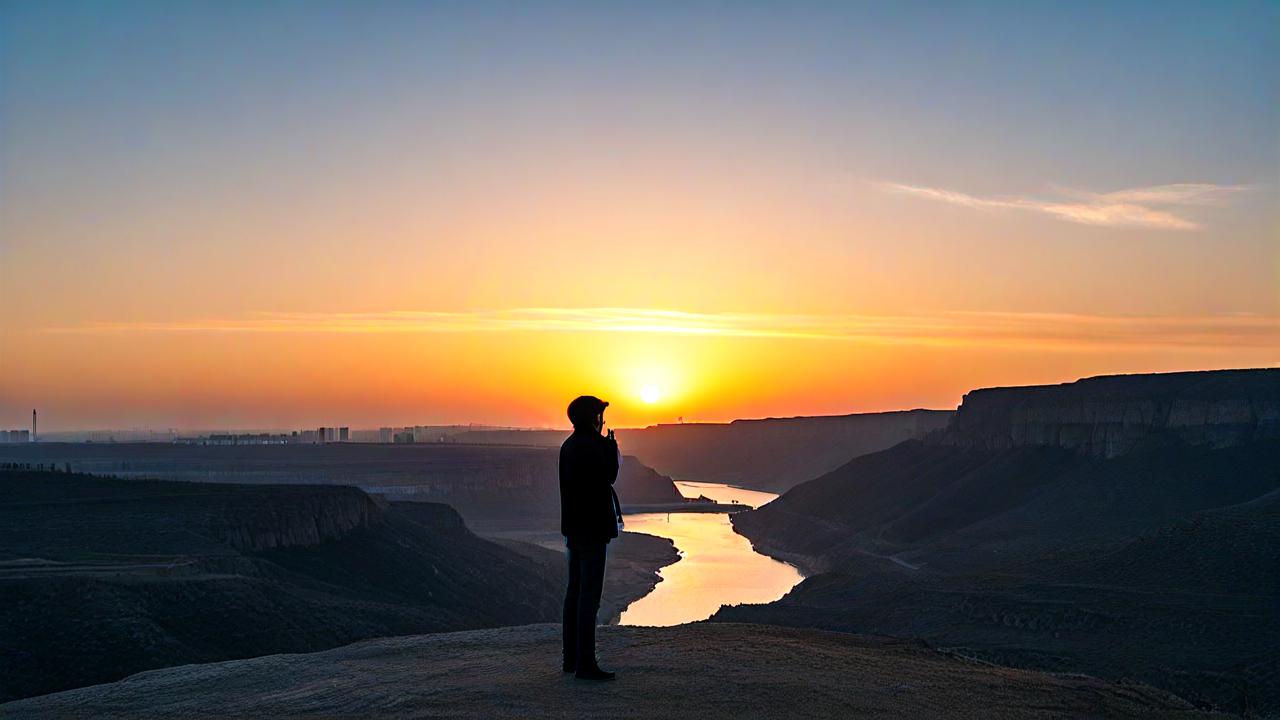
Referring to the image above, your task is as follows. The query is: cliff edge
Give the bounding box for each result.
[942,368,1280,457]
[0,623,1211,719]
[727,368,1280,713]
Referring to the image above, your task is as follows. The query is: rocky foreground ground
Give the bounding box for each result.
[1,623,1217,719]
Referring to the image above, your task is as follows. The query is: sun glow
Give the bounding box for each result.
[640,385,661,404]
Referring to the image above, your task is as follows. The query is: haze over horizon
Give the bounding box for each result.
[2,1,1277,431]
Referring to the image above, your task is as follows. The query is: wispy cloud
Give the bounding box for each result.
[46,308,1280,353]
[877,181,1249,230]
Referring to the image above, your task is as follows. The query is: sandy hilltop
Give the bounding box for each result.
[0,623,1213,720]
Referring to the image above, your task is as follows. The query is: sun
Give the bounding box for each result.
[640,384,661,404]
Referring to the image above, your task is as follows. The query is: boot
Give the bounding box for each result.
[575,663,616,681]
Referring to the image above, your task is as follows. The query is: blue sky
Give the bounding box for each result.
[5,1,1276,190]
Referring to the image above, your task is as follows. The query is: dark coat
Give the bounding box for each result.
[559,429,620,542]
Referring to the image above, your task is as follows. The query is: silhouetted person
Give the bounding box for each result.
[559,395,623,681]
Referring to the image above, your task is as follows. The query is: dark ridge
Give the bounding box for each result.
[0,470,563,702]
[0,443,686,532]
[724,368,1280,714]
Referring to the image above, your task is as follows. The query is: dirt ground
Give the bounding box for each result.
[1,623,1218,719]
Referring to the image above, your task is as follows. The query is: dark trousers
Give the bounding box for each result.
[563,538,607,668]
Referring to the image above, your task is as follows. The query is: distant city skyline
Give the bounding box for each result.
[2,2,1276,430]
[15,421,571,439]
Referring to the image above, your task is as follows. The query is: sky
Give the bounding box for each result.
[1,1,1277,431]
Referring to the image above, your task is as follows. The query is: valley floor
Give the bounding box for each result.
[1,623,1214,719]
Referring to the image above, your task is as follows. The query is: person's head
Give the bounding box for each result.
[567,395,609,433]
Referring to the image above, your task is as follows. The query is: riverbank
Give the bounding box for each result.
[2,623,1213,719]
[618,509,804,626]
[728,512,829,576]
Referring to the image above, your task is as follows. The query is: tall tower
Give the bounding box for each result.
[32,409,37,442]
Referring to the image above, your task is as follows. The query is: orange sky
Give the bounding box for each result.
[1,3,1277,431]
[6,308,1277,430]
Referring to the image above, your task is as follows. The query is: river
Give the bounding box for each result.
[617,481,804,626]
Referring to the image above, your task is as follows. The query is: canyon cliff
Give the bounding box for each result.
[726,368,1280,714]
[0,443,686,532]
[943,369,1280,457]
[0,471,565,702]
[212,484,383,550]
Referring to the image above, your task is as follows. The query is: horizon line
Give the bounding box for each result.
[13,364,1279,436]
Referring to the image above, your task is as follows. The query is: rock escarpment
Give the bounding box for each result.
[942,368,1280,457]
[0,443,686,532]
[213,485,382,550]
[0,471,563,702]
[727,368,1280,714]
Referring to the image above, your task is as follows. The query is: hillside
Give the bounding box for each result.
[0,623,1211,719]
[726,368,1280,714]
[0,443,686,532]
[1,471,580,701]
[616,409,952,492]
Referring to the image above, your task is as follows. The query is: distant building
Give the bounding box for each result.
[379,427,393,443]
[318,427,328,443]
[300,429,319,443]
[339,427,349,442]
[195,432,290,445]
[393,431,415,444]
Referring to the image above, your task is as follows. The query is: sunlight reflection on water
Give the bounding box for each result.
[617,482,803,627]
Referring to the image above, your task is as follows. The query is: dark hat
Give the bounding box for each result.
[567,395,609,428]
